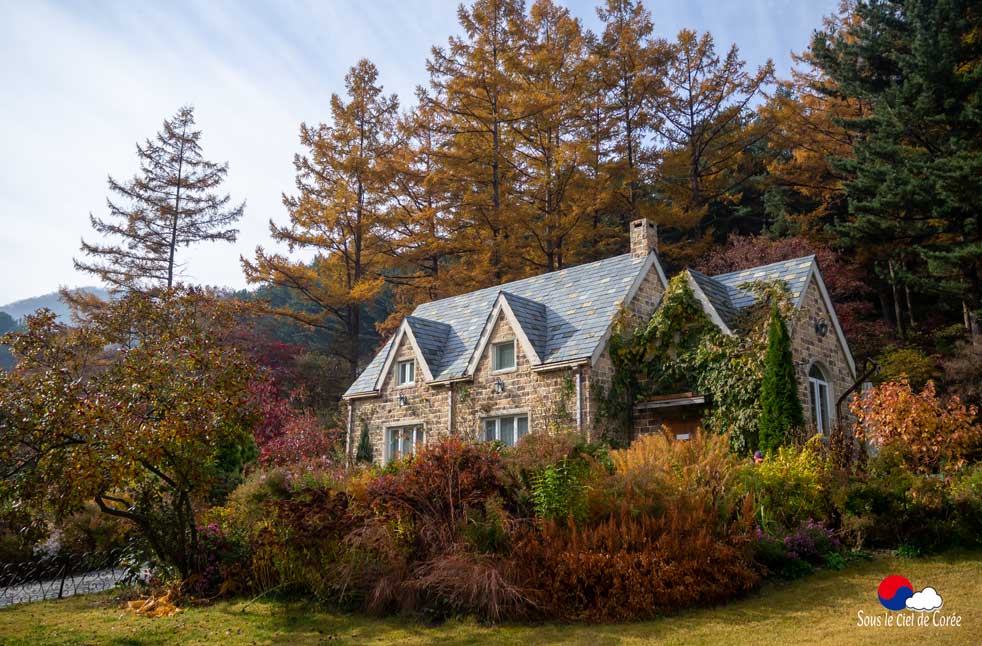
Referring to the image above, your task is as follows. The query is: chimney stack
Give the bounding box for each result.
[630,218,658,258]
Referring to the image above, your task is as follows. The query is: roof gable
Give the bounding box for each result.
[465,291,546,375]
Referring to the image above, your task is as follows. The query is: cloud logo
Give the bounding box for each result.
[906,587,944,612]
[878,575,914,611]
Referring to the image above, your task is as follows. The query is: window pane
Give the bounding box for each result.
[413,427,424,450]
[819,383,831,434]
[388,430,399,461]
[516,416,528,440]
[500,417,515,445]
[495,342,515,370]
[484,419,497,442]
[809,381,820,430]
[408,362,414,382]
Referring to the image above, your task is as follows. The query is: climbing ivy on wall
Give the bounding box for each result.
[600,274,795,453]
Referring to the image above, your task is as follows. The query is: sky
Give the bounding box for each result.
[0,0,838,305]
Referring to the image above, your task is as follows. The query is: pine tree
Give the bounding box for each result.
[242,60,398,382]
[75,106,243,292]
[758,304,804,452]
[356,421,373,464]
[811,0,982,339]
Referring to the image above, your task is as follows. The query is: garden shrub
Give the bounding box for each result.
[519,502,759,621]
[832,447,969,552]
[753,520,844,579]
[518,431,759,621]
[851,378,982,473]
[531,456,590,524]
[742,440,830,533]
[593,431,744,524]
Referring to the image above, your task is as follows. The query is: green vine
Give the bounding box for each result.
[599,273,795,453]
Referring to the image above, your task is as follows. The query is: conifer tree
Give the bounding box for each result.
[242,60,398,382]
[758,304,804,452]
[592,0,666,228]
[356,421,373,464]
[425,0,529,289]
[652,30,774,263]
[75,106,244,292]
[509,0,595,271]
[811,0,982,339]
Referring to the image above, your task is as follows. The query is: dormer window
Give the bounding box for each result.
[492,340,516,372]
[397,359,415,386]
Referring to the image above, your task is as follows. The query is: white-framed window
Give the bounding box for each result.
[397,359,415,386]
[492,340,516,372]
[386,425,424,462]
[808,363,832,435]
[483,414,528,446]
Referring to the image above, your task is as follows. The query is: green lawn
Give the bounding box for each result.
[1,550,980,645]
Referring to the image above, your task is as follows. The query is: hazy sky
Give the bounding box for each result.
[0,0,838,304]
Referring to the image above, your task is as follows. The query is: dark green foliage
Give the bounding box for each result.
[813,0,982,333]
[355,421,373,464]
[759,305,803,452]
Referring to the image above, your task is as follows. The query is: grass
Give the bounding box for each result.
[1,550,980,645]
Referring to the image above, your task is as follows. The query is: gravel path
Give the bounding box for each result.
[0,568,125,608]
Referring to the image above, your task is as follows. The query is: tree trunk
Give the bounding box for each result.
[888,260,904,338]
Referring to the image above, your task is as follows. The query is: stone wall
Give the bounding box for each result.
[789,275,857,431]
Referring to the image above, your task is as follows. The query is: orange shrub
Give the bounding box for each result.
[851,379,982,473]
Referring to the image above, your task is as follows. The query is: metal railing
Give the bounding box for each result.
[0,548,136,608]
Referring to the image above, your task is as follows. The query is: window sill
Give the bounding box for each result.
[395,382,416,389]
[491,367,517,375]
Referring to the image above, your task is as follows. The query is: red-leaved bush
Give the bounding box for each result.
[258,414,341,470]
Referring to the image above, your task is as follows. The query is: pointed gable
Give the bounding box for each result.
[404,316,451,376]
[685,269,741,334]
[712,256,815,308]
[500,291,547,360]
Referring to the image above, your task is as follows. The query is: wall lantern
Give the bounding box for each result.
[493,378,506,394]
[398,394,409,407]
[814,318,829,337]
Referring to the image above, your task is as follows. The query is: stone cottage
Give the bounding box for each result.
[343,219,856,463]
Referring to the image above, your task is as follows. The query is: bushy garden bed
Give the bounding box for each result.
[193,413,982,623]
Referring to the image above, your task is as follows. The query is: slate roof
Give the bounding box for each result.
[404,316,451,375]
[344,253,823,398]
[686,269,744,330]
[500,291,548,360]
[344,253,653,396]
[712,256,815,309]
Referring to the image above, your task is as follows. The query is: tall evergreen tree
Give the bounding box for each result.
[356,421,373,464]
[75,106,244,292]
[812,0,982,339]
[758,304,803,452]
[242,60,398,382]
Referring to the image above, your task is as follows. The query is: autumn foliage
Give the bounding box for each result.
[851,379,982,473]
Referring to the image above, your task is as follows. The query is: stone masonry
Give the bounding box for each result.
[789,275,857,430]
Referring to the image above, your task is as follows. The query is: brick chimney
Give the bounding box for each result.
[630,218,658,258]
